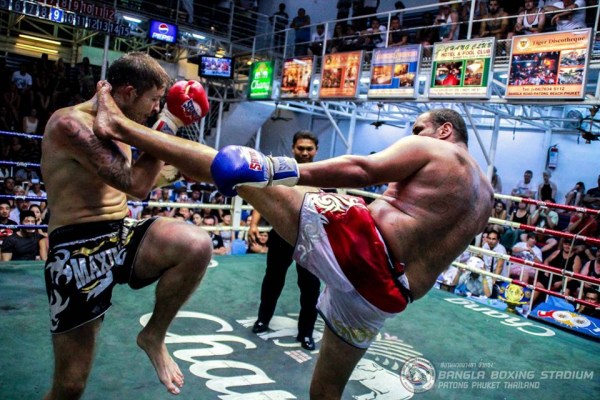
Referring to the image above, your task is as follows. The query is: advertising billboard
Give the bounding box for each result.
[506,29,592,100]
[368,45,421,99]
[429,37,494,99]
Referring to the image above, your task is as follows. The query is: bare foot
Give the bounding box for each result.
[137,330,184,395]
[93,80,125,141]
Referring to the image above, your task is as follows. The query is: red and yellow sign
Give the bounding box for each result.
[319,51,363,99]
[506,29,592,99]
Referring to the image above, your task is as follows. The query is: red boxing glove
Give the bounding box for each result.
[153,80,209,135]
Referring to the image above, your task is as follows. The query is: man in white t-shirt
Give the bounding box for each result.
[482,230,507,276]
[544,0,587,31]
[11,63,32,92]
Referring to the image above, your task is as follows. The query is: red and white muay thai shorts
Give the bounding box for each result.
[293,192,412,348]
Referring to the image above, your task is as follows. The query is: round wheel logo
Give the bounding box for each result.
[400,356,436,393]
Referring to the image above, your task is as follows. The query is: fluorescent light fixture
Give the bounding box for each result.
[192,33,205,40]
[18,34,61,46]
[123,15,142,23]
[15,43,58,54]
[499,73,508,79]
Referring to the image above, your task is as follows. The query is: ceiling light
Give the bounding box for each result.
[15,43,58,54]
[192,33,205,40]
[18,34,61,46]
[123,15,142,23]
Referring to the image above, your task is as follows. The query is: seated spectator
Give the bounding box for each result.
[191,211,203,227]
[566,211,598,237]
[483,229,507,274]
[362,17,387,50]
[22,108,39,135]
[508,0,546,39]
[489,200,507,234]
[340,24,363,51]
[565,181,585,206]
[9,185,29,222]
[387,15,409,47]
[534,232,558,261]
[501,200,530,248]
[511,232,543,279]
[530,202,559,230]
[541,240,582,297]
[435,3,460,42]
[328,22,347,53]
[28,203,47,238]
[580,248,600,292]
[308,24,327,56]
[452,256,493,298]
[510,169,536,214]
[544,0,587,32]
[477,0,509,40]
[0,199,16,223]
[217,211,236,254]
[202,214,228,255]
[26,179,46,208]
[0,210,47,261]
[576,289,600,318]
[415,12,439,47]
[537,170,557,201]
[247,231,269,254]
[582,174,600,210]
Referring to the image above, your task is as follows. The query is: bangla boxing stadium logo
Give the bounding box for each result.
[400,356,436,394]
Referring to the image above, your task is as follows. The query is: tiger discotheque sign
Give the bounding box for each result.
[506,29,592,100]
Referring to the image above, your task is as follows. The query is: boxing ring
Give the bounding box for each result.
[1,131,600,398]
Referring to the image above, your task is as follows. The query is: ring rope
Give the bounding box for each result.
[468,245,600,286]
[0,195,47,202]
[453,259,599,310]
[488,217,600,246]
[0,130,42,139]
[0,160,41,168]
[494,193,600,216]
[0,224,47,230]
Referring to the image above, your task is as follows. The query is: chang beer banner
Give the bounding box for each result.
[248,61,274,100]
[429,37,494,99]
[506,29,592,100]
[367,44,422,99]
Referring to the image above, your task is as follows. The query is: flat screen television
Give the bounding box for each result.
[198,55,234,79]
[148,20,178,44]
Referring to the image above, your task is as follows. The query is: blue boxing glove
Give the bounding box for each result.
[211,146,299,196]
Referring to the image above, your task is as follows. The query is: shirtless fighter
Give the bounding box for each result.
[42,53,211,398]
[93,81,493,399]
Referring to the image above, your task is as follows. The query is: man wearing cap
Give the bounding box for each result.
[452,256,493,297]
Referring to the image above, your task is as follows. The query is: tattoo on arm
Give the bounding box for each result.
[66,118,133,191]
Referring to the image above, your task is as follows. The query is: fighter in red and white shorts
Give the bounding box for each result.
[293,192,413,349]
